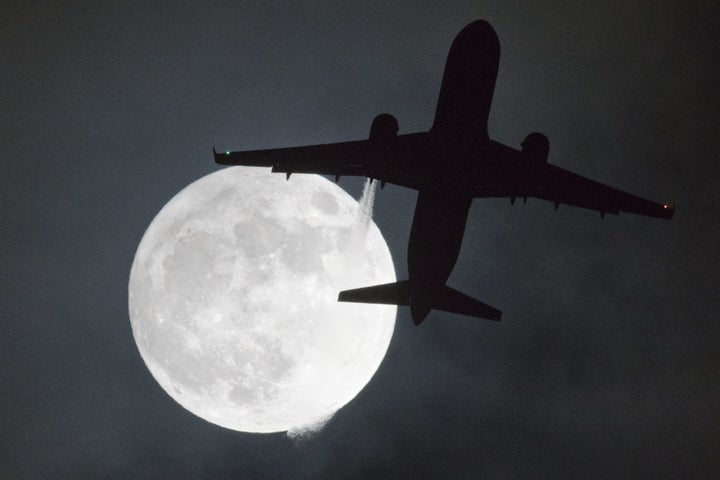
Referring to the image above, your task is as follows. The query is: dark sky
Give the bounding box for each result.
[3,1,719,478]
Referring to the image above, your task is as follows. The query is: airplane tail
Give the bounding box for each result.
[338,280,502,326]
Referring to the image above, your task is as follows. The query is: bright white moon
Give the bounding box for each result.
[128,167,396,436]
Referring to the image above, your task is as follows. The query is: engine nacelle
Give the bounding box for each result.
[521,132,550,165]
[369,113,398,144]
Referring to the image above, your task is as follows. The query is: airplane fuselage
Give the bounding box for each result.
[403,18,499,323]
[408,187,473,321]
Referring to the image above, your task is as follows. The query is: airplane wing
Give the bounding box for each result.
[475,141,674,219]
[214,133,431,190]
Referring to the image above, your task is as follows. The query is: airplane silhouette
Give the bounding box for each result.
[215,20,673,326]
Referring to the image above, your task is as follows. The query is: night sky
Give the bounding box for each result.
[3,1,719,478]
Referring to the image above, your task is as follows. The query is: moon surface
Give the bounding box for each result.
[128,167,396,436]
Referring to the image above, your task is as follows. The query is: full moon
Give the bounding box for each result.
[128,167,396,436]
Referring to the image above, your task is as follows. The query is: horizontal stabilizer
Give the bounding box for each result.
[338,280,411,306]
[338,281,502,324]
[436,284,502,321]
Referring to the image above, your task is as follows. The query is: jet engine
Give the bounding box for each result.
[521,132,549,165]
[369,113,399,145]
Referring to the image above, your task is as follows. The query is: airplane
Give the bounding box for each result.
[214,19,674,326]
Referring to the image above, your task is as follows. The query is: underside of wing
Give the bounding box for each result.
[476,141,674,219]
[215,132,431,190]
[532,164,674,218]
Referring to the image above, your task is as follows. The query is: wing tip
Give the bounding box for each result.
[213,147,234,165]
[661,202,675,219]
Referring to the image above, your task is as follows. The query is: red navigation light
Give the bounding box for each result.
[663,204,668,209]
